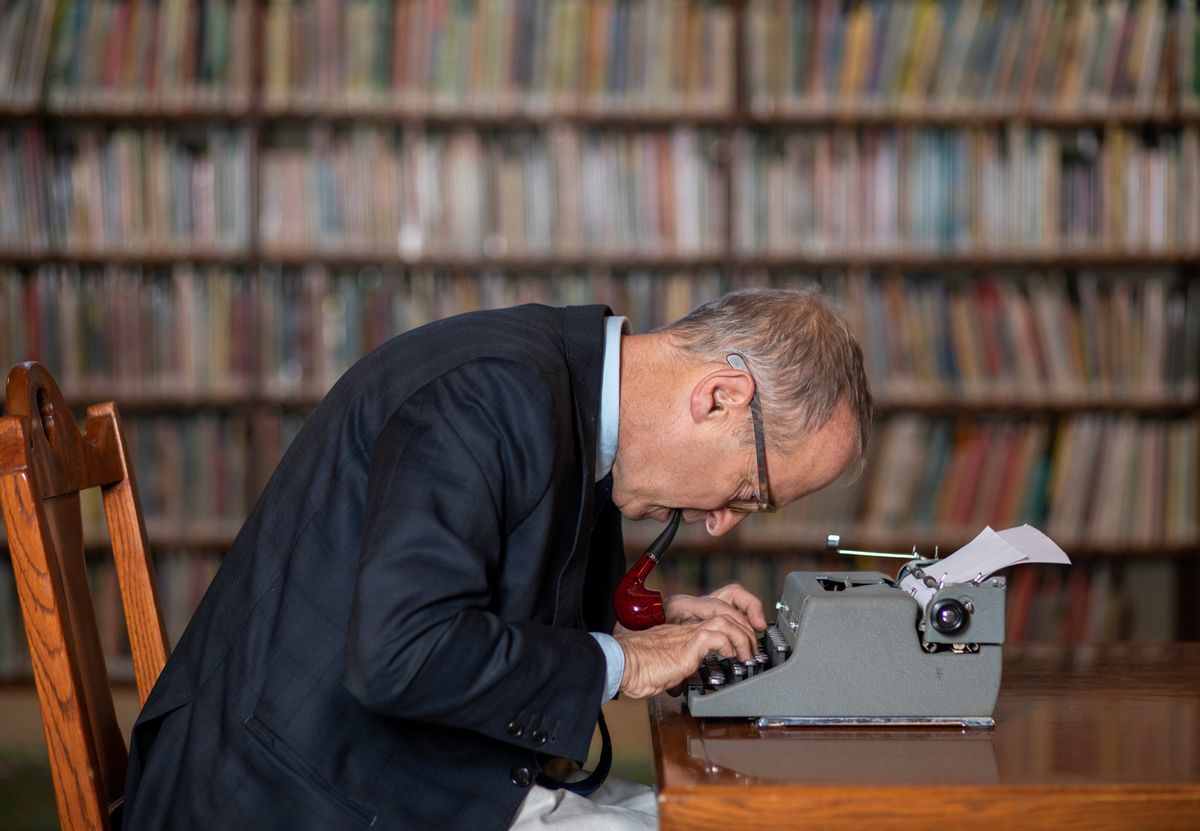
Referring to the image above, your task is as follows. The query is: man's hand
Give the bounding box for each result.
[664,582,768,631]
[613,614,759,699]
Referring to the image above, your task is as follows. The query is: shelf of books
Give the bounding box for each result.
[1,0,1199,686]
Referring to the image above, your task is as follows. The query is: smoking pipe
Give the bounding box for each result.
[613,509,682,630]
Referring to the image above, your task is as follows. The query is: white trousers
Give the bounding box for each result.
[509,778,658,830]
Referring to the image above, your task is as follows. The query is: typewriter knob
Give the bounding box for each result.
[930,598,968,635]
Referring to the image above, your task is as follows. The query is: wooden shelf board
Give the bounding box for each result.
[5,247,1196,270]
[742,105,1200,128]
[257,248,729,270]
[10,101,1197,129]
[260,101,735,127]
[0,246,251,266]
[873,396,1200,416]
[737,250,1200,270]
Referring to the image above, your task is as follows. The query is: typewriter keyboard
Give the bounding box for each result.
[697,623,791,690]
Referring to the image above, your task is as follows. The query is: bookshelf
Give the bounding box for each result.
[1,0,1199,683]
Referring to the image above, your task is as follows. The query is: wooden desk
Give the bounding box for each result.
[650,643,1200,830]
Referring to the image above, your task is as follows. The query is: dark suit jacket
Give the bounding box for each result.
[122,304,626,830]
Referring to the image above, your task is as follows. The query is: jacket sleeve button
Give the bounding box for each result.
[507,719,525,738]
[529,728,547,747]
[510,766,533,788]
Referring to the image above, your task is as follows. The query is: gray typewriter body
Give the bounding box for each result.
[686,568,1005,727]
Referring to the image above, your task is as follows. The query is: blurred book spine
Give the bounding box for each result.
[262,0,734,115]
[259,125,725,259]
[0,124,251,254]
[0,0,57,110]
[744,0,1186,117]
[5,266,1194,405]
[44,0,254,112]
[732,125,1200,255]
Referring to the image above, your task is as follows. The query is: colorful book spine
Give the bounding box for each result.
[733,124,1200,255]
[743,0,1189,116]
[259,125,725,258]
[3,265,1197,404]
[43,0,254,111]
[262,0,734,114]
[0,0,57,109]
[836,270,1200,404]
[663,412,1195,553]
[0,124,252,254]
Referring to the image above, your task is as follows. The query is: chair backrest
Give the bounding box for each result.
[0,362,169,830]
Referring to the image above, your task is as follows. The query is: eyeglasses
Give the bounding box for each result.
[724,354,775,514]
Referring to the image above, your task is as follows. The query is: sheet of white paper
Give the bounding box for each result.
[898,524,1070,609]
[996,525,1072,564]
[936,526,1015,584]
[940,524,1070,584]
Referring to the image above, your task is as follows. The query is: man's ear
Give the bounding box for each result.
[689,369,755,424]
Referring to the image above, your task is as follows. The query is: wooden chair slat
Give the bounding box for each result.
[1,416,112,830]
[90,405,169,703]
[1,363,171,830]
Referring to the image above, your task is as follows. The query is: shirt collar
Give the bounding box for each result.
[596,315,629,482]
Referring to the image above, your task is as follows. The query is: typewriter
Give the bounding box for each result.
[615,516,1068,729]
[685,561,1006,728]
[688,524,1074,726]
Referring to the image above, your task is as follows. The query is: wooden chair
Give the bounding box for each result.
[0,362,169,830]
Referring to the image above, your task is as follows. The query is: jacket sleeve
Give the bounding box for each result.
[344,358,607,763]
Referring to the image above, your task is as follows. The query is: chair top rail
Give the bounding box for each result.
[5,362,126,497]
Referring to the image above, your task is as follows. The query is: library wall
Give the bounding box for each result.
[1,0,1199,684]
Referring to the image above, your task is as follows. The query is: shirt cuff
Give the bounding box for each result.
[589,632,625,703]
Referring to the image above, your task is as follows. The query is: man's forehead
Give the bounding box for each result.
[771,407,858,505]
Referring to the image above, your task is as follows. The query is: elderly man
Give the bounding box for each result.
[122,287,872,830]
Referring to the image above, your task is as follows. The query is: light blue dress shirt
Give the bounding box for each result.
[589,315,629,703]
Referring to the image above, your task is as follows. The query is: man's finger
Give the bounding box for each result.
[702,616,756,660]
[706,584,762,619]
[714,584,768,630]
[697,598,750,624]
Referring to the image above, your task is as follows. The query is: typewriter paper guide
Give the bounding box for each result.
[899,524,1071,608]
[687,525,1071,725]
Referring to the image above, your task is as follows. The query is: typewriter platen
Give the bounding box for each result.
[686,559,1006,728]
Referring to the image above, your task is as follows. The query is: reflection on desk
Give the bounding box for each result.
[688,728,999,785]
[651,643,1200,830]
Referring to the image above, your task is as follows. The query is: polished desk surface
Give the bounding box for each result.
[650,643,1200,830]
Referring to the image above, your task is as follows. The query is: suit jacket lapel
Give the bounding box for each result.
[552,304,612,626]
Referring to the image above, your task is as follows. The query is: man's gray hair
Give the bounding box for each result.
[662,287,874,466]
